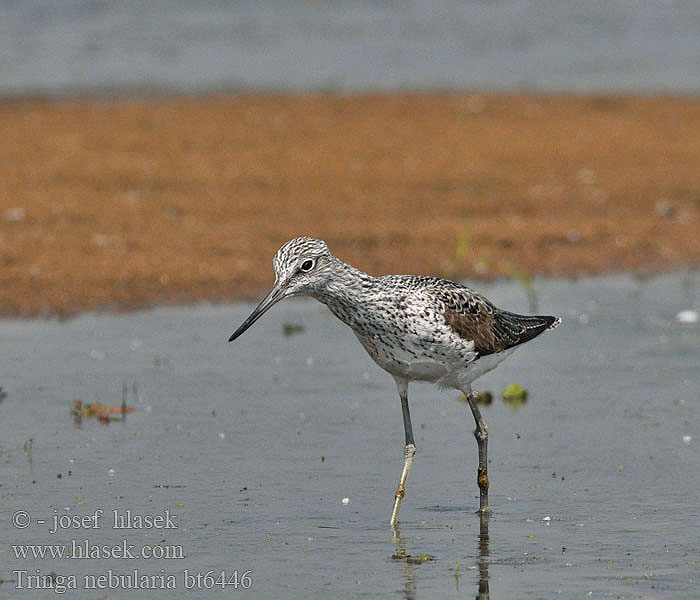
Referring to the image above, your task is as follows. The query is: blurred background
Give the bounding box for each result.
[3,0,700,94]
[0,0,698,315]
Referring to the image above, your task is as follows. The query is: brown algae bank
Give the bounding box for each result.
[2,93,700,319]
[0,272,698,598]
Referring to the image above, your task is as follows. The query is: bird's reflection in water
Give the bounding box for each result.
[390,526,417,600]
[476,513,490,599]
[390,514,490,600]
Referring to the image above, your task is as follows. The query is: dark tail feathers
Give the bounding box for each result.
[501,313,561,348]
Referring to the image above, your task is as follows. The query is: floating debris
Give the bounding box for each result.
[407,554,434,564]
[682,435,692,444]
[71,399,134,425]
[282,322,305,336]
[0,387,6,402]
[457,391,493,405]
[72,381,138,425]
[341,497,350,505]
[502,383,528,408]
[676,310,698,324]
[73,400,134,417]
[391,552,434,564]
[475,391,493,405]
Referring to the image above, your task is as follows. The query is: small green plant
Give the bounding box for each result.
[455,230,470,261]
[282,322,305,337]
[501,261,538,312]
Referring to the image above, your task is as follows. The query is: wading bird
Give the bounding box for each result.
[229,237,560,526]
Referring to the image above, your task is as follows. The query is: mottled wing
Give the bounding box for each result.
[440,285,560,356]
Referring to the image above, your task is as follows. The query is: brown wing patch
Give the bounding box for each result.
[445,308,559,356]
[444,309,506,356]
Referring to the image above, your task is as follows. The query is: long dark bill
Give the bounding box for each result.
[228,284,286,342]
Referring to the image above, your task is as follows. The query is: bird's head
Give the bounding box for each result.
[228,237,333,342]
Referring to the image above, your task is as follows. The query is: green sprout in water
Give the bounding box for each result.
[501,260,538,313]
[455,229,471,261]
[282,322,305,337]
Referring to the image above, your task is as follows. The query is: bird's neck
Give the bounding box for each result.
[313,258,377,323]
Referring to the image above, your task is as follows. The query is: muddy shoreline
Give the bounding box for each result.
[1,92,698,317]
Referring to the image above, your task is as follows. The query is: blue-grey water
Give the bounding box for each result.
[1,272,699,598]
[1,0,700,96]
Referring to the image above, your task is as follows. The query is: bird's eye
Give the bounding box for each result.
[300,259,315,272]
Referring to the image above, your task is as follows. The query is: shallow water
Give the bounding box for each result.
[2,1,700,95]
[1,272,699,598]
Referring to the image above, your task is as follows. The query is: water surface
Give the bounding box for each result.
[2,1,700,95]
[1,272,699,598]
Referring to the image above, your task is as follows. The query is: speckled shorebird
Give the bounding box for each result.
[229,237,560,526]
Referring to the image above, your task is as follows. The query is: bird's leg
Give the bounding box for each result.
[390,381,416,528]
[466,390,490,514]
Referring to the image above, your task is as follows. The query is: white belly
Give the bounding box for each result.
[356,328,516,390]
[386,357,449,382]
[435,348,516,390]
